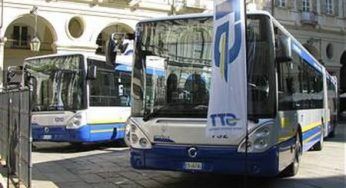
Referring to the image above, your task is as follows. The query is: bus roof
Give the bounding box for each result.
[24,53,103,61]
[138,10,325,76]
[137,10,271,24]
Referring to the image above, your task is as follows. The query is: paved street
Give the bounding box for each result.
[30,125,345,188]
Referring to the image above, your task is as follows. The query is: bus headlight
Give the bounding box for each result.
[238,123,274,153]
[127,118,152,149]
[66,112,86,129]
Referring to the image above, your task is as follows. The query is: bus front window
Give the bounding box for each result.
[25,55,85,111]
[132,15,275,120]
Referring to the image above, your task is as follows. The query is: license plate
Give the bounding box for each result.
[184,162,203,170]
[43,135,52,140]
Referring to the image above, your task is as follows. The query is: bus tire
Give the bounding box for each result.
[328,130,336,138]
[281,133,301,177]
[311,126,324,151]
[328,124,336,138]
[116,138,129,147]
[312,128,324,151]
[70,142,84,147]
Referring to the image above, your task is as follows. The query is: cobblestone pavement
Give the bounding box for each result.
[31,125,345,188]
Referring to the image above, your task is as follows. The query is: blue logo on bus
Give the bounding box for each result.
[214,0,242,82]
[210,113,240,127]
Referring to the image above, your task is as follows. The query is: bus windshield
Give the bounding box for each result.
[25,55,85,112]
[132,15,275,120]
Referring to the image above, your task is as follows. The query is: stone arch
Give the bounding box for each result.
[340,51,346,92]
[3,13,58,69]
[339,51,346,114]
[94,23,135,55]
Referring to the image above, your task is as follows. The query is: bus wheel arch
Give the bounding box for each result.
[280,129,302,177]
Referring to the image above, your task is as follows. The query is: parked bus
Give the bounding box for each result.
[126,11,337,177]
[24,52,132,144]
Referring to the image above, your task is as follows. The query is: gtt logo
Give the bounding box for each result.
[210,113,239,127]
[214,0,242,82]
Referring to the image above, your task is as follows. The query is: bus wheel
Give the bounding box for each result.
[328,124,336,138]
[312,127,324,151]
[116,138,129,147]
[329,130,336,138]
[281,133,301,177]
[70,142,84,147]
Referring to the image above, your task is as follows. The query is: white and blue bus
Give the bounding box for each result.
[126,11,338,176]
[24,52,132,143]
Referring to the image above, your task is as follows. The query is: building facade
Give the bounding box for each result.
[0,0,213,87]
[1,0,345,95]
[253,0,346,92]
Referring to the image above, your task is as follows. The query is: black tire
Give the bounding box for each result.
[328,130,336,138]
[281,133,301,177]
[116,138,129,147]
[311,126,324,151]
[70,142,84,147]
[328,124,336,138]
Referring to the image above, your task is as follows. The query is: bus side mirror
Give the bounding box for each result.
[276,35,292,63]
[87,65,97,80]
[106,33,125,67]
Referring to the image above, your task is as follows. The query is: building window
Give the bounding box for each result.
[325,0,334,15]
[68,17,84,38]
[302,0,311,12]
[326,43,334,59]
[12,26,29,48]
[278,0,286,8]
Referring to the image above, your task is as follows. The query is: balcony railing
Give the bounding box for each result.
[300,11,318,25]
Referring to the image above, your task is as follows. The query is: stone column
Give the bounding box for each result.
[0,40,4,89]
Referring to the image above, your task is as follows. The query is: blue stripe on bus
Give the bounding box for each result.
[115,64,165,76]
[302,125,321,140]
[116,65,132,72]
[131,136,297,177]
[292,41,323,73]
[32,123,126,142]
[302,125,322,152]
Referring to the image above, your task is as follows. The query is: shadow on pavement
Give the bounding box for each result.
[31,148,345,188]
[30,124,345,187]
[32,141,127,153]
[324,123,346,143]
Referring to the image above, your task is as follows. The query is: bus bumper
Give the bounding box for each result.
[130,145,280,177]
[32,123,126,142]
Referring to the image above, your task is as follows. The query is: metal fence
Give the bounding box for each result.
[0,88,32,188]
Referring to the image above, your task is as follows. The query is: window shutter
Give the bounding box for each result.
[334,0,339,16]
[275,0,280,7]
[21,26,28,46]
[12,26,20,47]
[288,0,295,9]
[312,0,317,12]
[320,0,326,14]
[344,0,346,18]
[297,0,303,11]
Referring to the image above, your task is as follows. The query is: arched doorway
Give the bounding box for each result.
[4,14,57,70]
[340,51,346,92]
[339,51,346,118]
[95,23,134,55]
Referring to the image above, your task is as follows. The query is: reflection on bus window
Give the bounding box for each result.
[88,59,131,107]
